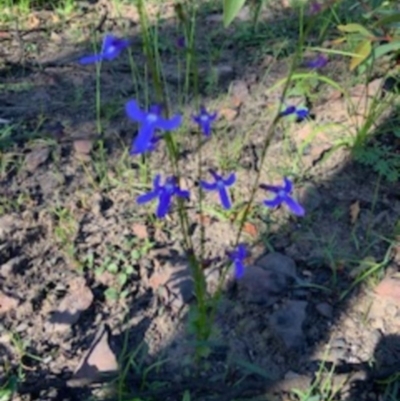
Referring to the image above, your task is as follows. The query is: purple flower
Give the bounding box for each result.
[137,174,189,218]
[200,170,236,210]
[228,244,247,279]
[192,106,217,137]
[126,100,182,155]
[279,105,309,122]
[176,36,186,49]
[305,54,328,69]
[79,34,130,65]
[310,1,322,14]
[129,135,161,155]
[260,177,305,216]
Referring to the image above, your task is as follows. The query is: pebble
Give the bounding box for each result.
[316,302,333,319]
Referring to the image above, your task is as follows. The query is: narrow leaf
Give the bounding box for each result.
[373,41,400,59]
[350,40,372,71]
[337,23,374,37]
[223,0,246,28]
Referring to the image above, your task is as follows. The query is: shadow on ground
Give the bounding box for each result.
[1,1,400,401]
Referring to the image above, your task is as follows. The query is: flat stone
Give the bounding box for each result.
[25,147,50,172]
[68,324,118,387]
[269,300,308,350]
[238,265,279,305]
[316,302,333,319]
[48,277,93,333]
[0,291,19,314]
[256,252,298,281]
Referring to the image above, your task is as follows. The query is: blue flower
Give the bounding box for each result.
[279,104,309,122]
[192,106,217,137]
[129,135,161,156]
[260,177,305,216]
[305,54,328,69]
[137,174,189,218]
[228,244,247,279]
[79,34,130,65]
[200,170,236,210]
[126,100,182,155]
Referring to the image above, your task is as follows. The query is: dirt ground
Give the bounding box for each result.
[1,1,400,400]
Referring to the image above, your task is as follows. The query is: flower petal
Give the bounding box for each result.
[137,190,158,204]
[279,105,296,116]
[200,120,211,136]
[156,192,172,218]
[218,187,232,209]
[157,114,182,131]
[234,260,245,279]
[102,34,117,52]
[283,177,293,193]
[263,196,282,209]
[200,180,217,191]
[295,108,309,121]
[125,100,146,123]
[175,189,190,199]
[223,173,236,186]
[153,174,162,189]
[132,123,155,154]
[284,196,305,216]
[79,54,103,65]
[259,184,281,194]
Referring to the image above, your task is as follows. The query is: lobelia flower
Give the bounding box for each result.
[192,106,217,137]
[176,36,186,49]
[136,174,189,218]
[260,177,305,216]
[305,54,328,69]
[126,100,182,155]
[129,135,161,156]
[279,104,309,122]
[310,1,322,14]
[228,244,247,279]
[79,34,130,65]
[200,170,236,209]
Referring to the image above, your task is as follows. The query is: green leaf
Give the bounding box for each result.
[373,40,400,59]
[350,40,372,71]
[105,287,119,301]
[118,273,128,286]
[107,262,119,274]
[337,23,374,37]
[182,391,191,401]
[223,0,246,28]
[373,12,400,28]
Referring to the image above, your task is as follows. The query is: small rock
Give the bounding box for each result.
[316,302,333,319]
[132,223,148,240]
[229,80,249,107]
[0,256,27,277]
[25,147,50,172]
[0,291,19,314]
[68,324,118,387]
[256,252,298,280]
[0,214,18,238]
[269,300,308,350]
[147,262,194,311]
[238,265,280,305]
[374,276,400,301]
[219,107,238,121]
[73,139,93,156]
[48,277,93,333]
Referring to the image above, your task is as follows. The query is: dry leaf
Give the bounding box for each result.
[27,13,40,29]
[219,108,238,121]
[349,201,360,224]
[243,222,258,238]
[132,223,148,239]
